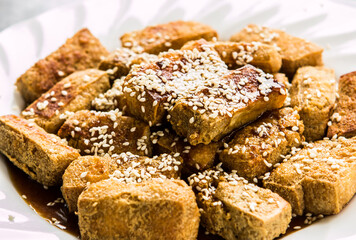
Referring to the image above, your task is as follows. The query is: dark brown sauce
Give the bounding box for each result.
[4,158,318,240]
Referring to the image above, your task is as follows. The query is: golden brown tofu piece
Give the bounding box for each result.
[219,107,304,180]
[152,128,218,173]
[16,28,109,103]
[290,66,336,141]
[230,24,323,76]
[57,110,152,156]
[0,115,79,186]
[169,65,287,145]
[21,69,110,133]
[264,137,356,216]
[61,156,117,212]
[98,48,158,81]
[212,41,282,73]
[189,167,291,240]
[62,153,182,212]
[120,20,217,54]
[327,71,356,138]
[78,179,200,240]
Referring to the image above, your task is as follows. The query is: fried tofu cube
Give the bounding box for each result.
[230,24,323,76]
[98,48,158,81]
[212,41,282,73]
[57,110,152,156]
[327,71,356,138]
[21,69,110,133]
[16,28,109,103]
[152,128,218,173]
[62,153,182,212]
[169,65,287,145]
[264,137,356,215]
[189,168,291,240]
[219,107,304,180]
[78,179,200,240]
[120,20,217,54]
[61,156,117,212]
[0,115,80,186]
[290,66,336,141]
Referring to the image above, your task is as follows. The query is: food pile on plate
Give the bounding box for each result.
[0,20,355,240]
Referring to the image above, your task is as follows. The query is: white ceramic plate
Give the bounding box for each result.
[1,0,356,239]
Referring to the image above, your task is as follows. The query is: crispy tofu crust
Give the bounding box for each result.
[0,115,80,186]
[98,48,158,81]
[230,24,323,76]
[264,137,356,215]
[183,40,282,73]
[57,110,152,156]
[327,71,356,138]
[189,168,291,240]
[169,65,286,145]
[16,28,109,103]
[153,128,218,174]
[290,66,336,141]
[78,179,200,240]
[219,107,304,180]
[62,153,182,212]
[21,69,110,133]
[120,20,217,54]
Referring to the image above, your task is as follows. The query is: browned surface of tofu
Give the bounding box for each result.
[120,20,217,54]
[230,24,323,76]
[57,110,152,156]
[62,153,182,212]
[327,71,356,138]
[264,137,356,216]
[219,107,304,180]
[169,65,287,145]
[16,28,109,103]
[21,69,110,133]
[78,179,200,240]
[0,115,79,186]
[290,66,336,141]
[189,168,291,240]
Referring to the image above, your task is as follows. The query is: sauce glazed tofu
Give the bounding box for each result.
[21,69,110,133]
[0,115,79,186]
[16,28,109,103]
[121,20,218,54]
[230,24,323,76]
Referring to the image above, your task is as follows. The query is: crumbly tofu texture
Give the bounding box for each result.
[219,107,304,180]
[62,153,182,212]
[230,24,323,76]
[57,110,152,156]
[61,156,117,212]
[98,48,158,81]
[169,65,286,145]
[0,115,80,186]
[120,20,218,54]
[191,41,282,73]
[153,128,218,173]
[16,28,109,103]
[189,168,291,240]
[264,137,356,216]
[327,71,356,138]
[290,66,336,141]
[78,179,200,240]
[21,69,110,133]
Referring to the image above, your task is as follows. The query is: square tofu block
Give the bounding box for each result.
[0,115,80,186]
[120,20,217,54]
[22,69,110,133]
[16,28,108,103]
[264,137,356,215]
[327,71,356,138]
[230,24,323,76]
